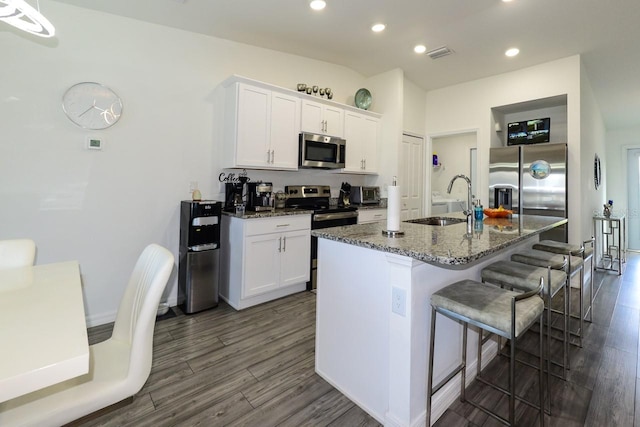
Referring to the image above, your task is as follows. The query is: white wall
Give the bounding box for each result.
[403,77,427,136]
[424,56,587,243]
[0,1,378,325]
[364,69,404,196]
[579,63,607,240]
[431,133,476,200]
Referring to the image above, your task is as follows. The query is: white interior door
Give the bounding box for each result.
[400,134,424,220]
[628,149,640,250]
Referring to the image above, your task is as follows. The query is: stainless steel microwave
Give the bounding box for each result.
[298,132,346,169]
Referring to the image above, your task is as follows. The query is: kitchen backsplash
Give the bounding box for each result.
[217,168,372,199]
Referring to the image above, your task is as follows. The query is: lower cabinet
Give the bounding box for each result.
[357,208,387,224]
[220,214,311,310]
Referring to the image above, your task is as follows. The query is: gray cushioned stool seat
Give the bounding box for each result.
[511,249,566,270]
[584,246,594,259]
[431,279,544,338]
[481,260,566,296]
[533,240,583,256]
[512,249,583,273]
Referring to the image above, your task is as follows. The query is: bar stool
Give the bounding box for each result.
[481,259,568,383]
[582,238,595,322]
[533,240,586,346]
[426,279,545,427]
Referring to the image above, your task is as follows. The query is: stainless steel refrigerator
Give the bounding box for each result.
[489,143,568,242]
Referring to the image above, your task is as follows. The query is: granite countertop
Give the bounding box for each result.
[312,213,568,267]
[354,204,386,210]
[222,208,313,219]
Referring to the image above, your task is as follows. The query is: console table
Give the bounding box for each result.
[593,213,626,275]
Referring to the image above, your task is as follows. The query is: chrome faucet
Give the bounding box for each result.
[447,174,473,234]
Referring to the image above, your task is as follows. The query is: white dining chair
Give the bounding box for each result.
[0,239,36,269]
[0,243,174,427]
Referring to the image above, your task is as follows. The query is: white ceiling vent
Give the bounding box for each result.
[426,46,453,60]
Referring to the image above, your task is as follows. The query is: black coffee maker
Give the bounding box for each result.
[224,176,249,212]
[338,182,351,207]
[247,181,273,211]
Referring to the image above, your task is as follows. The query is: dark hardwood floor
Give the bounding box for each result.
[81,290,381,427]
[79,253,639,427]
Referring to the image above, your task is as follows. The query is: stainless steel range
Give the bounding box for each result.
[285,185,358,290]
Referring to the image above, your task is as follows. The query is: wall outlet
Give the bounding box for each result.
[392,287,406,316]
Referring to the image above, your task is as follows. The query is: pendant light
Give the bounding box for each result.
[0,0,55,38]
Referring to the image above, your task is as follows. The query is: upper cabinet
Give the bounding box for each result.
[343,110,380,174]
[301,99,344,138]
[221,76,381,172]
[224,82,300,170]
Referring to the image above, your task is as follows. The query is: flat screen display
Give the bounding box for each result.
[507,117,550,145]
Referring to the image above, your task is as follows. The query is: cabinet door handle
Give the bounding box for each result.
[276,224,290,227]
[270,150,275,164]
[278,237,282,252]
[267,150,271,163]
[282,236,286,252]
[363,158,367,170]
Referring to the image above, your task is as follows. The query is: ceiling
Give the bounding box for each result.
[51,0,640,130]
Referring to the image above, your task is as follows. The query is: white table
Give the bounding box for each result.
[0,261,89,403]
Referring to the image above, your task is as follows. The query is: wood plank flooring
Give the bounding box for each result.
[78,253,640,426]
[80,291,381,427]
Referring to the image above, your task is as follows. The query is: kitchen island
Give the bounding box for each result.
[312,214,567,427]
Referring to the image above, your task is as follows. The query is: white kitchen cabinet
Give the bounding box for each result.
[270,92,301,168]
[220,214,311,310]
[343,110,380,174]
[301,99,344,137]
[224,82,300,170]
[357,208,387,224]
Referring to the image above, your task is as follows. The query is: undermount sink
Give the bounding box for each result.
[405,217,466,226]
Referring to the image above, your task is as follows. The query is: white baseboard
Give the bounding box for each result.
[85,295,178,328]
[421,339,499,427]
[318,339,499,427]
[85,310,117,328]
[315,365,387,425]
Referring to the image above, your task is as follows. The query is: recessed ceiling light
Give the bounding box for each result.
[414,45,427,54]
[371,23,386,32]
[505,47,520,57]
[310,0,326,10]
[502,0,514,2]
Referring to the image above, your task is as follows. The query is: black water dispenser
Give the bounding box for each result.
[179,200,222,313]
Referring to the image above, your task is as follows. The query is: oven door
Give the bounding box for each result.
[309,210,358,290]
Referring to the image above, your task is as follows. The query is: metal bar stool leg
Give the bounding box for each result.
[426,279,546,426]
[426,308,437,425]
[483,258,568,385]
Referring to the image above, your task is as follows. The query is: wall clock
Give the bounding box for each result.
[594,154,602,190]
[62,82,123,130]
